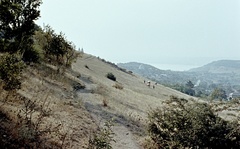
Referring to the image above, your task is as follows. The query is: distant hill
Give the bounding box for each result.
[189,60,240,73]
[118,62,191,85]
[118,61,240,97]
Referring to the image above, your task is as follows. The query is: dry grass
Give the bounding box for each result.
[1,53,238,148]
[71,54,201,147]
[0,64,97,148]
[112,82,124,90]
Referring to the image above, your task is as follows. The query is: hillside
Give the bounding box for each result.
[0,1,239,148]
[0,53,239,148]
[189,60,240,73]
[0,53,195,148]
[71,54,194,148]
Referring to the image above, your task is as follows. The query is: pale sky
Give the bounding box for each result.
[36,0,240,71]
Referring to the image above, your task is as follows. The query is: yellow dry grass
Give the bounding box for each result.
[0,53,238,148]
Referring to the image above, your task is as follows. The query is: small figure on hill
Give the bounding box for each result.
[147,81,151,87]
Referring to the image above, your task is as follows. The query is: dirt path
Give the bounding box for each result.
[79,94,141,149]
[112,125,140,149]
[76,77,141,149]
[86,106,141,148]
[72,56,145,149]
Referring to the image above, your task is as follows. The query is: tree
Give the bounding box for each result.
[186,80,194,88]
[0,53,25,90]
[40,26,79,68]
[147,96,240,148]
[65,42,80,67]
[210,88,227,100]
[185,80,195,96]
[0,0,42,62]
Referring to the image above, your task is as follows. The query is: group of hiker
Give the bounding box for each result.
[144,80,157,89]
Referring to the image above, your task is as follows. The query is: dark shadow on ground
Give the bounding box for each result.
[84,102,146,137]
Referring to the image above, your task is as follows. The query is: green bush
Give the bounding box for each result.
[147,96,240,149]
[22,45,43,63]
[0,53,25,90]
[106,73,116,81]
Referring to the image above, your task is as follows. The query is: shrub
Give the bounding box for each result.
[112,83,123,90]
[102,98,108,107]
[0,53,25,90]
[14,96,62,148]
[106,73,116,81]
[85,65,89,69]
[41,26,79,68]
[22,46,42,63]
[147,96,240,149]
[73,82,85,91]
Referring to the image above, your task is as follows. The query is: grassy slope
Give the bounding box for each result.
[72,53,196,148]
[0,61,97,148]
[72,53,193,118]
[1,53,238,148]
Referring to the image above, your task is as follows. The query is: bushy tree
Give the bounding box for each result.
[147,96,240,148]
[0,53,25,90]
[185,80,195,96]
[0,0,42,62]
[35,25,79,68]
[210,88,227,100]
[186,80,194,88]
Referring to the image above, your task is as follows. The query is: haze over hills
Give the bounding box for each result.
[118,62,191,85]
[118,60,240,97]
[189,60,240,73]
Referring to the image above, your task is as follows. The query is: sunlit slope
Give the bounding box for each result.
[72,54,194,118]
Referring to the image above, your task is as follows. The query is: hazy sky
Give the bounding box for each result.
[36,0,240,71]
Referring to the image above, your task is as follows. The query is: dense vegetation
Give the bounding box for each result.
[147,96,240,149]
[0,0,79,90]
[0,0,80,148]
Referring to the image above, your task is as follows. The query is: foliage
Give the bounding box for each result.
[168,82,197,97]
[184,80,195,96]
[211,88,227,100]
[34,25,80,68]
[88,121,115,149]
[0,53,25,90]
[106,73,116,81]
[167,84,185,93]
[0,0,42,62]
[186,80,194,88]
[147,96,240,149]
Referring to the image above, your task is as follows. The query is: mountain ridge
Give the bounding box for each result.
[118,60,240,98]
[189,60,240,73]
